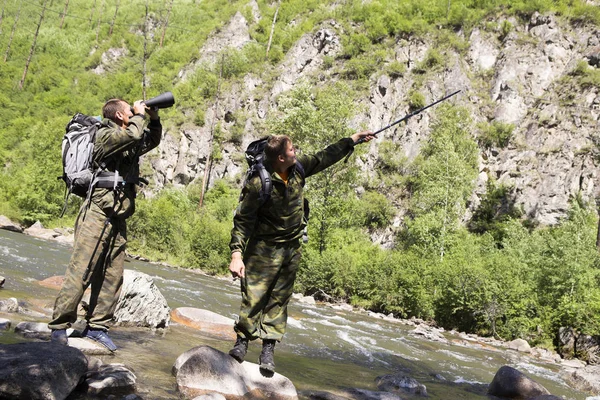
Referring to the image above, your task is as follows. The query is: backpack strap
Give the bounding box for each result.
[255,163,272,205]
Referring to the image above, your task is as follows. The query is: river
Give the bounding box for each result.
[0,228,594,399]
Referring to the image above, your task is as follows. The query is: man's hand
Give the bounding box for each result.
[229,251,245,279]
[351,130,375,144]
[133,100,145,116]
[146,106,159,120]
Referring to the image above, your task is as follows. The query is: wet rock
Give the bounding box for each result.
[25,221,62,241]
[529,396,563,400]
[488,366,551,398]
[0,215,23,233]
[297,295,316,305]
[68,337,115,356]
[173,345,297,400]
[0,297,17,312]
[297,391,348,400]
[113,270,171,329]
[376,374,427,396]
[38,275,65,290]
[0,318,11,330]
[82,363,136,396]
[14,321,51,340]
[562,365,600,394]
[0,342,87,400]
[171,307,236,340]
[0,275,5,287]
[507,338,532,353]
[409,324,448,344]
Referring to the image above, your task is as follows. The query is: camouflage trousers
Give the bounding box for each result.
[48,201,126,331]
[234,239,301,342]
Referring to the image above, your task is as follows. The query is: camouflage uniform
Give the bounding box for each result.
[230,137,356,341]
[49,115,162,331]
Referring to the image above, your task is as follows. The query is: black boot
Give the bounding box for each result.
[228,336,249,362]
[259,339,276,372]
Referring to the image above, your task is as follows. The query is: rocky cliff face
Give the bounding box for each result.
[142,6,600,233]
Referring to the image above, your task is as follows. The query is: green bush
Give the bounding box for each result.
[477,121,514,148]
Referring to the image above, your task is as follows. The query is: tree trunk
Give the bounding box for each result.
[4,2,21,62]
[95,0,105,45]
[199,54,224,209]
[265,0,280,60]
[0,0,7,30]
[59,0,69,29]
[142,0,149,100]
[89,0,97,23]
[109,0,119,37]
[19,0,48,89]
[160,0,173,47]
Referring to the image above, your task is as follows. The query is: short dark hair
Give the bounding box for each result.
[102,99,127,121]
[265,135,292,162]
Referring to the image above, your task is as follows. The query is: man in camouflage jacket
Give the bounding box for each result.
[49,99,162,351]
[228,130,373,371]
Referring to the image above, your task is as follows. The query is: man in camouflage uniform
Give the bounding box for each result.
[228,130,374,371]
[48,99,162,351]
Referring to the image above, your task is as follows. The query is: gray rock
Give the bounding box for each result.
[0,215,23,233]
[0,275,5,287]
[530,396,563,400]
[575,333,600,364]
[83,363,136,396]
[488,365,551,398]
[376,374,427,396]
[170,307,236,340]
[0,297,18,312]
[0,318,11,330]
[193,394,227,400]
[507,338,532,353]
[14,321,51,340]
[173,345,297,399]
[0,342,88,400]
[113,269,171,329]
[561,365,600,394]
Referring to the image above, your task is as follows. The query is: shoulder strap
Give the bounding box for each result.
[295,161,305,186]
[256,163,272,205]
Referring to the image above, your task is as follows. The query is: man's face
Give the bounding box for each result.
[280,141,297,169]
[119,102,133,125]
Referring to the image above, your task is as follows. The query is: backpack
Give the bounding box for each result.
[242,137,305,204]
[58,113,102,215]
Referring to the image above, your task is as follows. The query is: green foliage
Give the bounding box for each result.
[477,120,515,148]
[405,105,479,257]
[413,49,444,74]
[357,191,395,229]
[386,60,406,78]
[408,90,426,110]
[500,20,514,41]
[571,60,600,89]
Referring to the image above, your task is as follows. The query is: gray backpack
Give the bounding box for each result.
[58,113,102,215]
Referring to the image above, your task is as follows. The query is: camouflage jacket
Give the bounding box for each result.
[229,137,356,254]
[90,115,162,219]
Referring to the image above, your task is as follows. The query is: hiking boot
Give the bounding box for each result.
[228,336,249,362]
[83,327,117,352]
[50,329,68,346]
[259,339,276,372]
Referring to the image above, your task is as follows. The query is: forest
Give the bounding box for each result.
[0,0,599,353]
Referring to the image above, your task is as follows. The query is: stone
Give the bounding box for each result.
[68,337,115,356]
[0,215,23,233]
[83,363,136,396]
[0,318,11,330]
[173,345,297,400]
[0,297,18,312]
[38,275,65,290]
[171,307,236,340]
[297,295,316,305]
[507,338,532,353]
[193,394,227,400]
[113,270,171,329]
[376,374,427,396]
[0,342,88,400]
[0,275,5,287]
[488,366,551,398]
[14,321,51,340]
[575,333,600,364]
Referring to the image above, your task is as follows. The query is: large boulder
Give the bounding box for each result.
[171,307,236,340]
[82,363,137,396]
[113,270,170,329]
[0,342,88,400]
[488,366,551,398]
[0,215,23,233]
[173,345,298,399]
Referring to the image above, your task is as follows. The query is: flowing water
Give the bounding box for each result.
[0,229,593,399]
